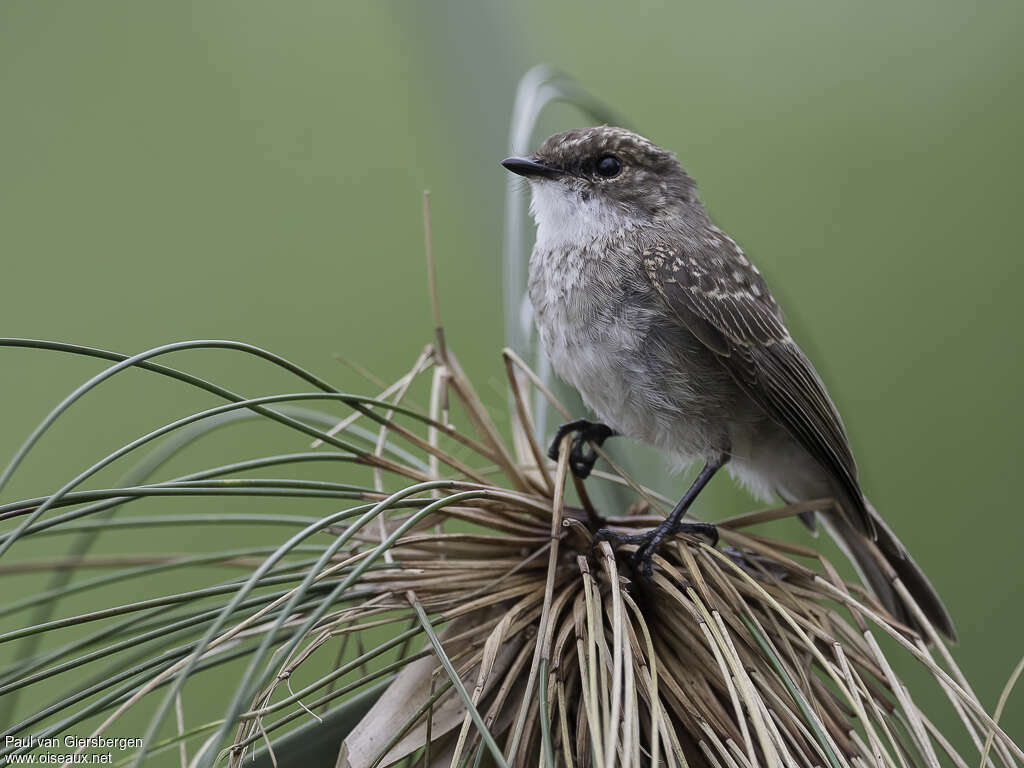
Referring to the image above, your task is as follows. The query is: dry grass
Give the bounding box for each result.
[232,337,1019,768]
[1,329,1021,768]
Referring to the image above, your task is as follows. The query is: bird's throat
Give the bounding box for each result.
[529,182,639,253]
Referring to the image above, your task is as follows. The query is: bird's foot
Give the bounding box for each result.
[593,520,719,581]
[547,419,615,479]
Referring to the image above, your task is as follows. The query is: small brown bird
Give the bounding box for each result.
[502,126,955,640]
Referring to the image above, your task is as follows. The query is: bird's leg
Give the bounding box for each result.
[594,453,728,580]
[547,419,616,479]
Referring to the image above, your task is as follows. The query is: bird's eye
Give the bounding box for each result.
[595,155,622,178]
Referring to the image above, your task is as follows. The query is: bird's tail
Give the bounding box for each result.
[811,499,957,642]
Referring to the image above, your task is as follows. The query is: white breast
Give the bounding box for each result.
[529,181,639,252]
[527,182,670,450]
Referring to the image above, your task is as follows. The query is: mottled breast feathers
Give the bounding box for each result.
[642,230,877,539]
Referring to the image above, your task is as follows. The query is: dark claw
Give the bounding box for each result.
[591,527,650,552]
[593,521,719,581]
[631,545,656,581]
[547,419,615,479]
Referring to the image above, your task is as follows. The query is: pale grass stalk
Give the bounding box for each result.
[428,364,448,503]
[982,654,1024,768]
[894,575,1008,768]
[815,577,1024,761]
[174,692,188,768]
[690,591,779,768]
[7,336,1021,768]
[597,543,624,764]
[503,432,570,765]
[577,567,606,768]
[834,642,891,768]
[620,592,668,768]
[373,347,435,559]
[555,678,575,768]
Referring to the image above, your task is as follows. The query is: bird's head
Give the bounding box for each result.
[502,126,699,247]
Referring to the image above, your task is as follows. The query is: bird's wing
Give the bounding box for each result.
[642,235,875,538]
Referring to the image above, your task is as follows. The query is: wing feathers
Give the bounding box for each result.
[646,244,876,538]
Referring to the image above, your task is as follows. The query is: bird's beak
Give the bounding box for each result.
[501,156,560,179]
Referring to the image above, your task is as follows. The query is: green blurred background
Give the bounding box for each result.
[1,0,1022,750]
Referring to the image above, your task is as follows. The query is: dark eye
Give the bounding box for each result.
[595,154,621,178]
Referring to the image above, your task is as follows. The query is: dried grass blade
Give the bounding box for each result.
[555,677,576,768]
[980,653,1024,768]
[502,353,554,495]
[575,576,606,768]
[833,642,892,768]
[406,592,510,768]
[597,542,625,764]
[738,613,843,768]
[504,433,571,765]
[814,577,1023,763]
[444,349,531,493]
[620,592,668,768]
[538,658,556,768]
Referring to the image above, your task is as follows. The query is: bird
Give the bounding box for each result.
[501,125,955,641]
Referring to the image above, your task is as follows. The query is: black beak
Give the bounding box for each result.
[501,156,560,179]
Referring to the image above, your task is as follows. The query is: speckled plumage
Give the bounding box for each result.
[518,126,955,640]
